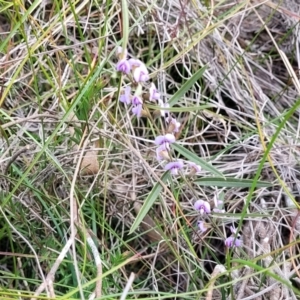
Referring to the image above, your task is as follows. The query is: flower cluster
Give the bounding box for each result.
[115,45,242,252]
[116,47,150,118]
[194,197,242,248]
[116,46,202,177]
[116,47,149,82]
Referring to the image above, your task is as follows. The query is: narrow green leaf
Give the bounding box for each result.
[172,144,223,177]
[194,177,272,188]
[129,171,170,234]
[168,66,207,106]
[121,0,129,50]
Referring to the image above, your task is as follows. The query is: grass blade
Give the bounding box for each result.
[129,171,170,234]
[168,65,207,106]
[172,144,223,177]
[194,177,272,188]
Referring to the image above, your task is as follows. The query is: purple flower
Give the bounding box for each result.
[116,59,131,74]
[197,221,208,233]
[156,145,170,161]
[155,134,176,150]
[132,95,142,106]
[164,160,184,175]
[119,86,131,104]
[194,200,211,214]
[128,58,144,68]
[224,236,242,248]
[225,226,242,248]
[167,117,181,133]
[132,104,143,117]
[187,162,201,175]
[128,59,149,83]
[131,96,143,118]
[149,83,160,101]
[133,67,149,82]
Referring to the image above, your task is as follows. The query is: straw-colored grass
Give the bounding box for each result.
[1,0,300,299]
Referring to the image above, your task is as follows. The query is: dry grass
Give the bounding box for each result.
[1,0,300,299]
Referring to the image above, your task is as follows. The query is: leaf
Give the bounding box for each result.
[194,177,272,188]
[133,202,162,242]
[168,66,207,106]
[172,144,223,177]
[129,171,170,234]
[121,0,129,49]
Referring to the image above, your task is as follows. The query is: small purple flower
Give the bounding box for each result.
[164,160,184,175]
[128,58,144,68]
[194,200,211,215]
[156,145,170,161]
[132,95,142,106]
[131,96,143,118]
[187,162,201,175]
[116,59,131,74]
[167,117,181,133]
[155,134,176,150]
[224,236,242,248]
[197,221,208,233]
[149,83,160,101]
[128,59,149,83]
[119,86,131,105]
[133,67,149,82]
[132,104,143,117]
[225,226,242,248]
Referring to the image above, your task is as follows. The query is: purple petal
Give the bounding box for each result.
[164,160,184,175]
[154,134,176,147]
[225,236,234,248]
[133,67,149,83]
[132,95,142,106]
[234,238,242,247]
[164,133,176,143]
[194,200,211,214]
[128,58,143,68]
[132,104,143,118]
[119,86,131,104]
[155,136,165,146]
[116,59,131,74]
[225,236,242,248]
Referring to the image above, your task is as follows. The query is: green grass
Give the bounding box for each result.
[0,0,300,299]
